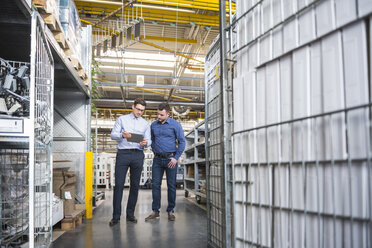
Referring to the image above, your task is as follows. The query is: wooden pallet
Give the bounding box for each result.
[34,0,89,84]
[33,0,50,14]
[60,208,85,231]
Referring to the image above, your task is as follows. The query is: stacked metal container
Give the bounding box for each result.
[229,0,372,247]
[205,38,228,248]
[0,12,54,247]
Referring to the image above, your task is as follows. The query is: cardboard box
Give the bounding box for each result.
[186,166,194,178]
[61,184,75,217]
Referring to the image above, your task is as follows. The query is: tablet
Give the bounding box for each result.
[127,132,143,143]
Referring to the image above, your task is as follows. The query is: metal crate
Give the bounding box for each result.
[0,12,54,248]
[229,0,372,247]
[205,38,230,248]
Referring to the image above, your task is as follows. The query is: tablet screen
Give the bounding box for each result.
[127,133,143,143]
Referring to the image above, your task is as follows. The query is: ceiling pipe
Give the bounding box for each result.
[94,98,205,107]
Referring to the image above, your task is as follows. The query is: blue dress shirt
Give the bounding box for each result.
[111,113,151,150]
[151,117,185,160]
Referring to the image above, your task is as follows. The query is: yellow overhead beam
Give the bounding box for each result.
[131,87,192,101]
[78,8,221,26]
[142,35,198,44]
[97,108,204,115]
[79,7,221,22]
[140,0,235,12]
[139,40,204,64]
[80,18,117,34]
[94,0,136,25]
[92,31,197,44]
[75,0,235,12]
[87,12,219,26]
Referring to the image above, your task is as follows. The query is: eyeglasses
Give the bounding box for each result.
[135,107,145,112]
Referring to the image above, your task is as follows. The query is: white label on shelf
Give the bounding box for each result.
[65,191,72,200]
[137,75,144,87]
[0,119,23,133]
[177,174,183,180]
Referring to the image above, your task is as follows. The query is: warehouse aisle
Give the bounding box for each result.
[52,188,207,248]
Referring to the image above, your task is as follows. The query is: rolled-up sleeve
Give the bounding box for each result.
[174,122,185,160]
[144,123,152,148]
[150,123,156,151]
[110,118,123,141]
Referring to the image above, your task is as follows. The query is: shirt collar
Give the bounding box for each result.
[158,117,170,124]
[131,113,139,120]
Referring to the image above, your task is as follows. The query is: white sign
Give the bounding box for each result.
[136,75,144,87]
[0,119,23,133]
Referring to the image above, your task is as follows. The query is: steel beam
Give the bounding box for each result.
[219,0,232,247]
[102,72,203,81]
[96,80,205,91]
[95,98,204,107]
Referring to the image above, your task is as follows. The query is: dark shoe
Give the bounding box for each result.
[145,212,160,221]
[168,212,175,221]
[126,215,137,223]
[109,219,120,226]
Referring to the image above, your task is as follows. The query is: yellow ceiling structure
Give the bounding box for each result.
[75,0,235,27]
[75,0,235,12]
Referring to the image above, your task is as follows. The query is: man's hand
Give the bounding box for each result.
[140,139,147,147]
[168,157,177,168]
[122,131,131,139]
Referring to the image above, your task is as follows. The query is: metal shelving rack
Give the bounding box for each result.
[48,6,92,204]
[0,6,54,248]
[182,120,206,204]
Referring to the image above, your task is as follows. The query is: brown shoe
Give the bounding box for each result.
[145,212,159,221]
[168,212,175,221]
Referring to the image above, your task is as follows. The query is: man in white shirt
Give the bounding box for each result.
[109,98,151,226]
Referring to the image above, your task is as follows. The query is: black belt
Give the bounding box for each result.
[154,152,175,158]
[119,149,142,152]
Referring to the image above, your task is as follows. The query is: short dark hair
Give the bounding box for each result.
[158,103,170,112]
[133,98,146,107]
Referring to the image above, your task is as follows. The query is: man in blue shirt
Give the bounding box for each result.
[109,98,151,226]
[145,103,185,221]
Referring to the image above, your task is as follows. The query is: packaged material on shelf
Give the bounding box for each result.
[0,58,30,117]
[186,166,194,178]
[53,168,76,217]
[34,0,60,18]
[52,195,64,226]
[199,180,206,194]
[198,167,206,179]
[58,0,82,61]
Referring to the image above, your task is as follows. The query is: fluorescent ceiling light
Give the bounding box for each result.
[99,58,175,67]
[133,3,195,13]
[100,51,177,62]
[100,65,173,73]
[184,69,204,75]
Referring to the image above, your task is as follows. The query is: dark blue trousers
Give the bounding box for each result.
[151,157,178,213]
[113,149,144,219]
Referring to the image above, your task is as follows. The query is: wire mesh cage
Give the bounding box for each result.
[0,148,29,247]
[205,39,227,248]
[0,11,54,248]
[31,10,54,248]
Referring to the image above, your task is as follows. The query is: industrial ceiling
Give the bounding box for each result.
[75,0,235,120]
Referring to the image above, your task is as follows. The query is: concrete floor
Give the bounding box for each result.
[52,186,207,248]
